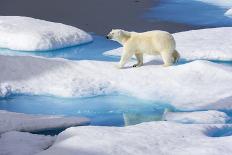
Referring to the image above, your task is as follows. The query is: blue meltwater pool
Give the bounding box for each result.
[0,94,173,127]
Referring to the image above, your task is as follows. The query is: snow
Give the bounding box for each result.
[196,0,232,8]
[0,16,92,51]
[104,27,232,61]
[163,110,229,124]
[0,131,54,155]
[37,122,232,155]
[0,110,90,133]
[225,8,232,17]
[174,27,232,61]
[0,54,232,110]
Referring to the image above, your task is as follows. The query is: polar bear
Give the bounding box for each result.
[106,29,180,68]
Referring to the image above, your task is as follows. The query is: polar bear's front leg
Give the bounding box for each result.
[133,53,143,67]
[117,49,134,69]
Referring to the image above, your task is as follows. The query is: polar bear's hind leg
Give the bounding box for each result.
[161,51,174,67]
[173,50,180,64]
[133,53,143,67]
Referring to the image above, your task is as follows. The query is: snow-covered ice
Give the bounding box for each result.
[225,8,232,17]
[196,0,232,8]
[0,54,232,110]
[0,131,54,155]
[0,16,92,51]
[0,110,90,133]
[163,110,229,124]
[37,122,232,155]
[174,27,232,61]
[104,27,232,61]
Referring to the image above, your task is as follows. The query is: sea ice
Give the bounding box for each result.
[163,110,229,124]
[225,8,232,17]
[0,110,90,133]
[0,131,54,155]
[0,16,92,51]
[0,54,232,110]
[196,0,232,8]
[37,122,232,155]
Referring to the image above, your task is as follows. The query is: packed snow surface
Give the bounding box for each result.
[0,110,90,133]
[225,8,232,17]
[104,27,232,61]
[37,122,232,155]
[0,16,92,51]
[163,110,229,124]
[0,54,232,110]
[0,131,54,155]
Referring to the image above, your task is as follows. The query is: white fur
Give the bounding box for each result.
[107,29,179,68]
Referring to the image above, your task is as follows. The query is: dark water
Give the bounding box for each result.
[145,0,232,27]
[0,0,200,34]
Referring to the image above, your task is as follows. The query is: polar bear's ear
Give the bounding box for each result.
[122,30,131,37]
[118,30,123,35]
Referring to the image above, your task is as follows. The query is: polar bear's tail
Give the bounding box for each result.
[173,50,180,64]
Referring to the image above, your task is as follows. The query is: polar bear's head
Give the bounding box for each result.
[106,29,131,45]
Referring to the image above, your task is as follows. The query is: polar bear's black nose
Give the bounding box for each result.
[106,36,109,39]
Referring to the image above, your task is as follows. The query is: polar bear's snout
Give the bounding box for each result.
[106,29,123,41]
[106,33,113,39]
[106,32,114,40]
[106,32,113,39]
[106,35,111,39]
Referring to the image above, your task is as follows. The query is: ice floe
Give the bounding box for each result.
[37,122,232,155]
[0,131,54,155]
[196,0,232,8]
[0,110,90,133]
[225,8,232,17]
[104,27,232,61]
[0,16,92,51]
[0,54,232,110]
[163,110,229,124]
[174,27,232,61]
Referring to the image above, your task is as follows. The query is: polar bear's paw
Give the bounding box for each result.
[132,63,143,68]
[162,63,173,67]
[115,64,123,69]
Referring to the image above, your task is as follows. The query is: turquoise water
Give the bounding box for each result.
[206,125,232,137]
[145,0,232,27]
[179,59,232,67]
[0,94,172,127]
[0,35,120,62]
